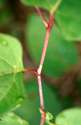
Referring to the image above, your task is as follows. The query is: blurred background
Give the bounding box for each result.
[0,0,81,124]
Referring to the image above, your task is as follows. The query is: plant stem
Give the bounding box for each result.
[37,76,45,125]
[37,14,54,74]
[35,6,49,28]
[37,12,54,125]
[35,7,54,125]
[37,76,44,111]
[27,69,37,75]
[26,7,54,125]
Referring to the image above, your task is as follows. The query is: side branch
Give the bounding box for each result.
[35,6,49,28]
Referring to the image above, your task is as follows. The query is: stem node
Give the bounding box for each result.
[37,65,43,75]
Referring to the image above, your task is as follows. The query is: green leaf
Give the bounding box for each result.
[55,108,81,125]
[46,112,53,121]
[26,15,78,77]
[0,112,29,125]
[44,112,55,125]
[55,0,81,41]
[0,33,25,117]
[14,81,62,125]
[20,0,61,12]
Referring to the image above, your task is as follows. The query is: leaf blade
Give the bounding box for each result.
[55,0,81,41]
[55,108,81,125]
[20,0,61,12]
[0,112,29,125]
[0,33,25,117]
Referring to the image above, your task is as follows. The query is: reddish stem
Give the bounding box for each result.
[39,29,49,66]
[37,76,44,110]
[26,7,54,125]
[38,76,45,125]
[27,69,37,75]
[37,13,54,125]
[38,14,54,73]
[35,6,49,28]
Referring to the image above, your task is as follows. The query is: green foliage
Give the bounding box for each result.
[0,33,25,117]
[55,108,81,125]
[44,112,55,125]
[46,112,53,121]
[0,112,29,125]
[0,0,81,125]
[0,33,24,71]
[14,81,62,125]
[55,0,81,41]
[20,0,60,12]
[21,0,81,41]
[26,15,78,77]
